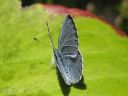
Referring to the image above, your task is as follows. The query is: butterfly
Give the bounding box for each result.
[47,15,83,85]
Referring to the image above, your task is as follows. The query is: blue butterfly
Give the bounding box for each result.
[47,15,83,85]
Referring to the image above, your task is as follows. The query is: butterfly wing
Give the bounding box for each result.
[54,49,71,85]
[56,15,83,85]
[55,50,82,85]
[58,15,78,58]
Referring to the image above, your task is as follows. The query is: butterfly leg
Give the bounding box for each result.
[49,54,56,71]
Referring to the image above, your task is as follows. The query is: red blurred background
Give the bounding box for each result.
[20,0,128,35]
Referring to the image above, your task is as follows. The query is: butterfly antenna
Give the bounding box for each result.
[47,22,55,51]
[33,37,45,46]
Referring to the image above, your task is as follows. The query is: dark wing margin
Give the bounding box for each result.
[58,15,78,58]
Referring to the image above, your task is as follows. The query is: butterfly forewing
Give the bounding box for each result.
[58,15,78,58]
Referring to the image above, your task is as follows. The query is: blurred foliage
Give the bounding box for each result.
[120,0,128,19]
[22,0,89,9]
[117,0,128,35]
[120,19,128,35]
[21,0,128,35]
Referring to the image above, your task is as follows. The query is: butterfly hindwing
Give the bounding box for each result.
[62,51,82,84]
[55,50,82,85]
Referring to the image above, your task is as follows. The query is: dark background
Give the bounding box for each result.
[21,0,128,35]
